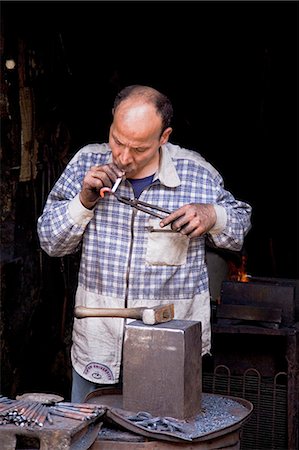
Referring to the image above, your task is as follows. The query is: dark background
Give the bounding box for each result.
[3,0,298,278]
[0,0,298,399]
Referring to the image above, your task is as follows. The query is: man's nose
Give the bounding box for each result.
[119,147,132,166]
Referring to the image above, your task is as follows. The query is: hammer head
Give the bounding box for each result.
[142,303,174,325]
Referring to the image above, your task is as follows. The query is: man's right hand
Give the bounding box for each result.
[79,163,125,209]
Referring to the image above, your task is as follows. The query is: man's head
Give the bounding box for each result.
[109,85,173,179]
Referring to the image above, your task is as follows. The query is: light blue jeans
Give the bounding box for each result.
[71,368,122,403]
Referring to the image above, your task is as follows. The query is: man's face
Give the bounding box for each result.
[109,100,171,179]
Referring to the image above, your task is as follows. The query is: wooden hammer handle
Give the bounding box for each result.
[74,306,144,320]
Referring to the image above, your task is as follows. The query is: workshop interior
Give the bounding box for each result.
[0,1,298,449]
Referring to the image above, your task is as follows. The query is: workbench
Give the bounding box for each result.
[0,413,102,450]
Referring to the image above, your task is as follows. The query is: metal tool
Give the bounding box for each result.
[100,177,171,219]
[113,194,172,219]
[74,304,174,325]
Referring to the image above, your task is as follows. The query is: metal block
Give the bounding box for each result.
[221,280,296,326]
[123,319,202,419]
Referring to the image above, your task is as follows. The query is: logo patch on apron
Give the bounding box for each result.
[83,362,114,381]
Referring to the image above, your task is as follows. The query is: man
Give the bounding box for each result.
[37,85,252,402]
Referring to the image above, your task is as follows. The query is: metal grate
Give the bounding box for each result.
[203,365,288,450]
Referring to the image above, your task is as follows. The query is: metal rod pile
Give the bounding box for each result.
[0,396,104,428]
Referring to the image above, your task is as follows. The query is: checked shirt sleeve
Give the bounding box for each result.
[207,173,252,251]
[37,164,94,257]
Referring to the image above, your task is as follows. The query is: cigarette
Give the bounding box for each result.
[111,177,123,193]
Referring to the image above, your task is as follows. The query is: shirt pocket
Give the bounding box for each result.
[145,217,190,266]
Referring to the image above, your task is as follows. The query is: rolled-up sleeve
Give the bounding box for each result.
[208,175,252,250]
[37,161,94,257]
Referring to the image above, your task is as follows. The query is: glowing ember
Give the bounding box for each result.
[228,255,250,282]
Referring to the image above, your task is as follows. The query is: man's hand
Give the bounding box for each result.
[79,164,125,209]
[160,203,217,238]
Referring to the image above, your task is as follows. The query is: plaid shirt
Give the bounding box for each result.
[37,142,252,383]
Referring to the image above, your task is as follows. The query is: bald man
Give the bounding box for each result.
[37,85,252,402]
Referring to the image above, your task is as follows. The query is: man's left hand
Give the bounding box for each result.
[160,203,217,238]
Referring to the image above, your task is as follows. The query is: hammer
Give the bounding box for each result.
[74,304,174,325]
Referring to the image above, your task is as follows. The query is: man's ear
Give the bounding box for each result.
[160,127,173,145]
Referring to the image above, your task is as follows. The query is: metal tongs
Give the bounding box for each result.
[113,194,171,219]
[102,177,171,219]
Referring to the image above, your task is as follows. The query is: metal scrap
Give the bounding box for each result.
[127,411,193,440]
